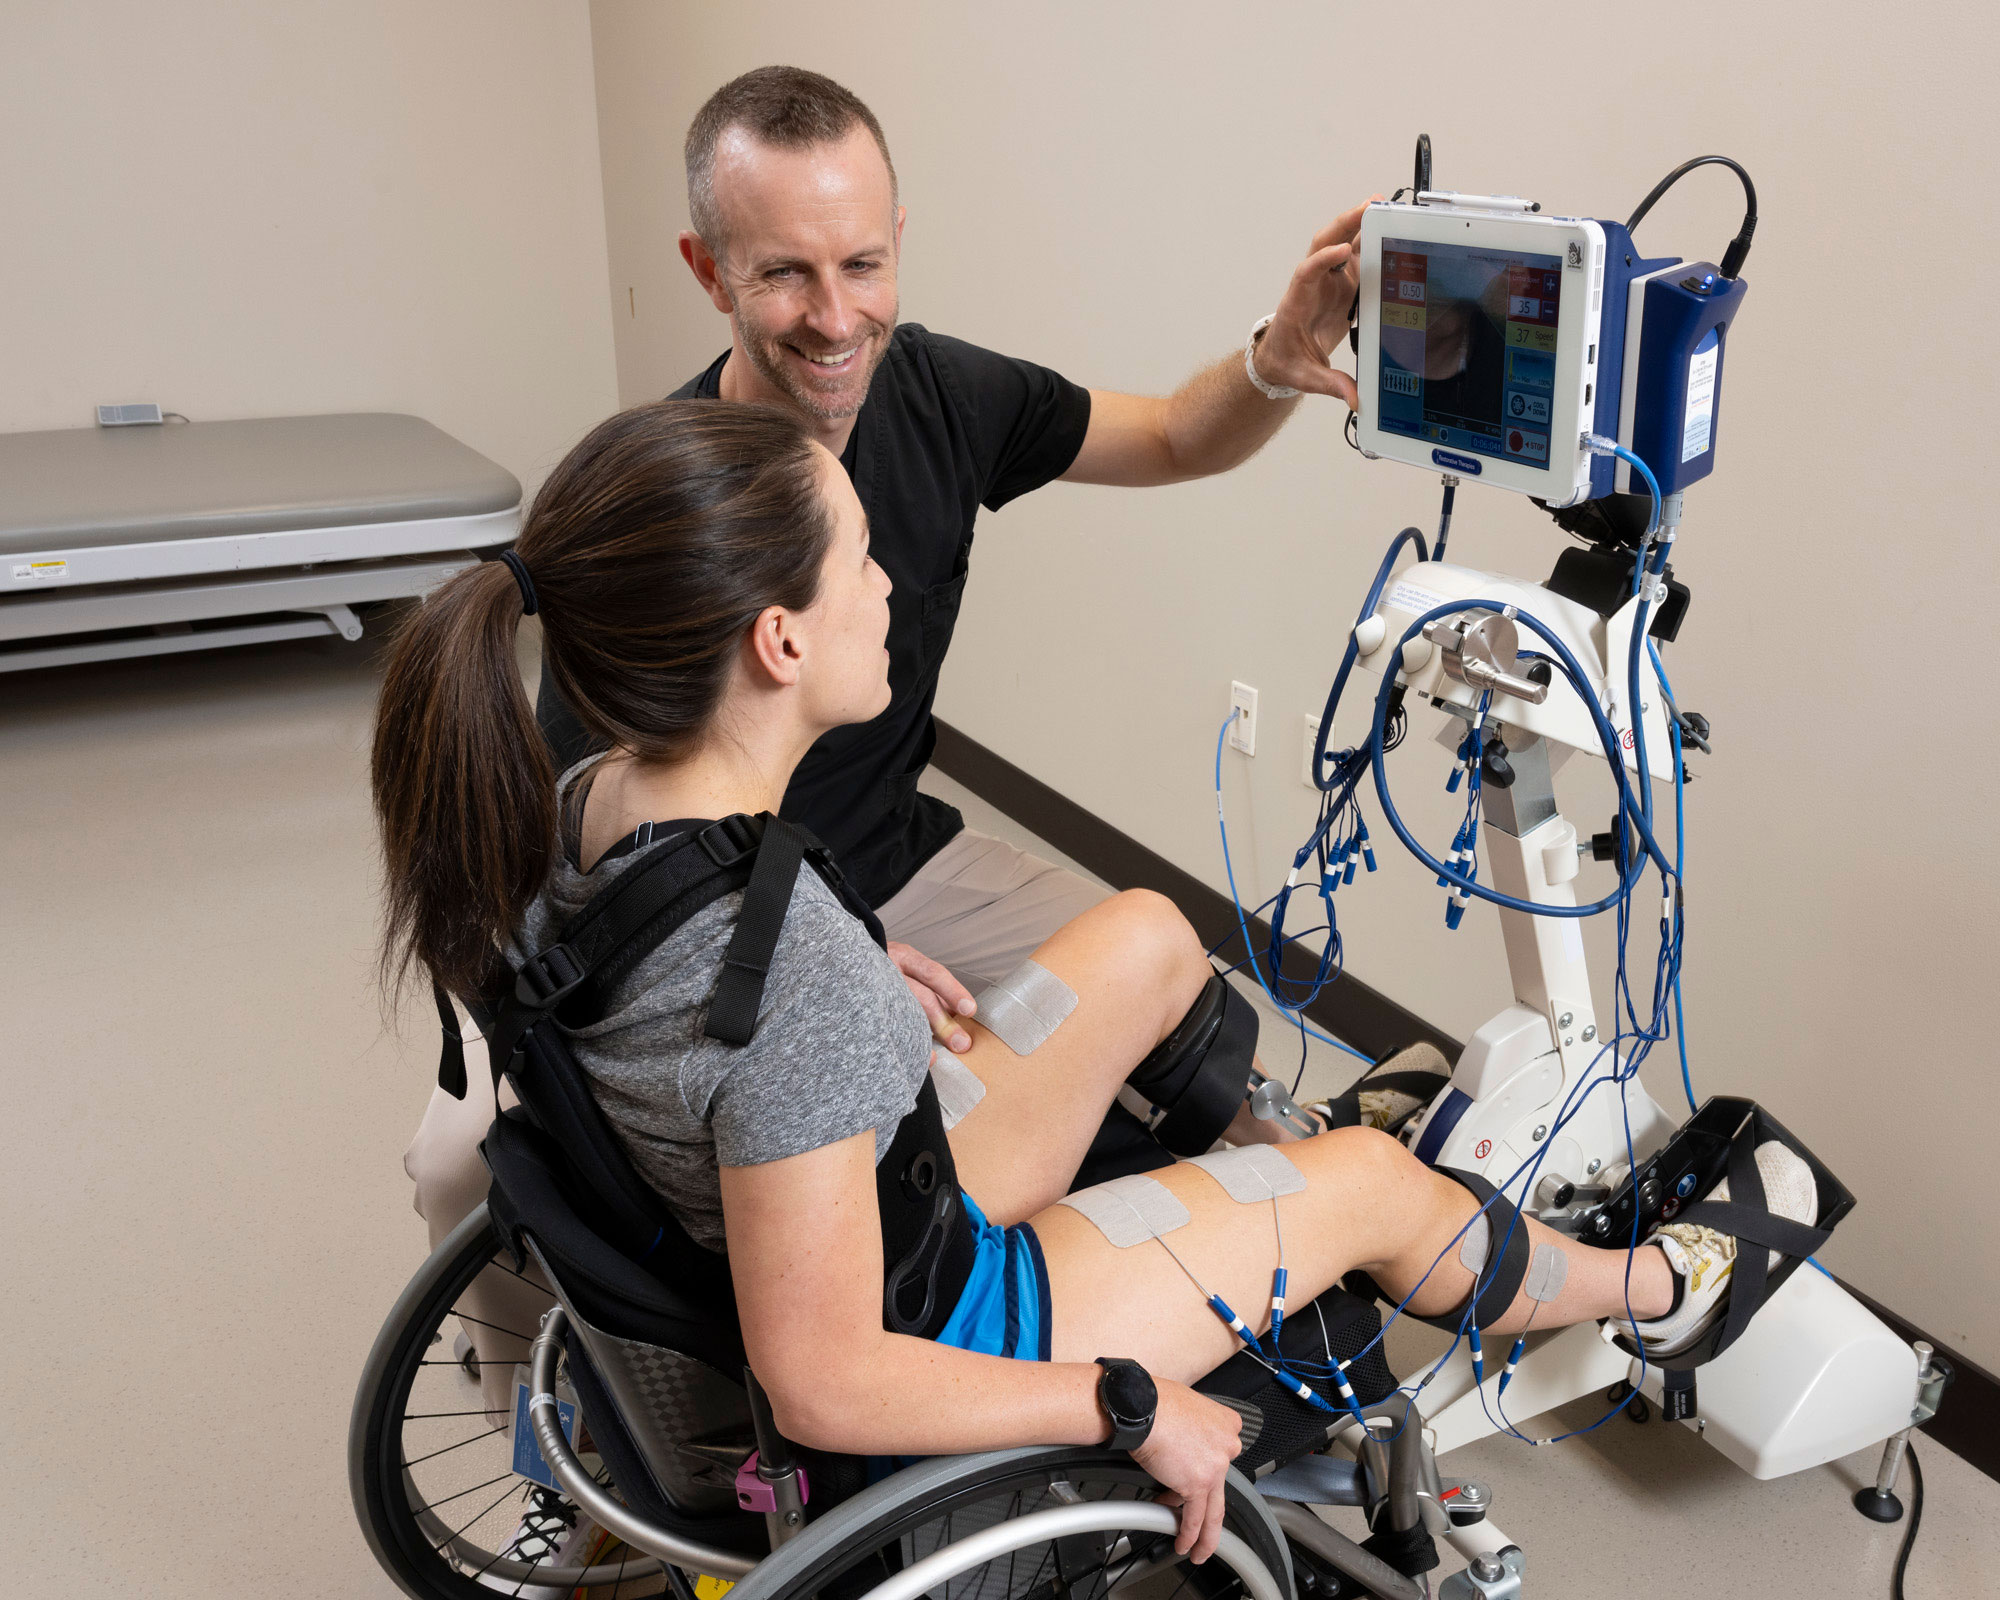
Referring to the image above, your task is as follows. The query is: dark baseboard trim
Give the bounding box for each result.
[929,716,1999,1486]
[930,719,1461,1067]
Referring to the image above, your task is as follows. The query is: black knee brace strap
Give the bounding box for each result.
[1410,1167,1533,1332]
[1125,973,1259,1156]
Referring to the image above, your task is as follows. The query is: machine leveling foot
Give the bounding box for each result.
[1852,1484,1904,1523]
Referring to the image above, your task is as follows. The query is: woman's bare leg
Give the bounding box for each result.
[945,890,1213,1225]
[1034,1124,1675,1382]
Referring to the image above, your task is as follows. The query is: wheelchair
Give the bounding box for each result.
[351,1118,1525,1600]
[352,815,1524,1600]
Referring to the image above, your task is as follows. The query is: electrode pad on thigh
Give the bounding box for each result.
[927,1048,988,1130]
[1056,1173,1191,1248]
[1187,1143,1307,1204]
[975,960,1078,1056]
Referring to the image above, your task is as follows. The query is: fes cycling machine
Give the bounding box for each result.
[1275,143,1934,1518]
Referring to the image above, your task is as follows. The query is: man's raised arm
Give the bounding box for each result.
[1062,199,1377,488]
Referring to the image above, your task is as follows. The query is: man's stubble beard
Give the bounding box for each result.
[734,303,898,424]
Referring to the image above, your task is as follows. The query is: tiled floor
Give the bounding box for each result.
[6,624,1990,1597]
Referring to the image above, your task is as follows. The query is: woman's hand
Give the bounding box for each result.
[887,940,977,1052]
[1130,1379,1244,1563]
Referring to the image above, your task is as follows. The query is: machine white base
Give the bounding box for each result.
[1407,1261,1916,1480]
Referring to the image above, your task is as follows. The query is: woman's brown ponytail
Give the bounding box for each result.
[372,555,555,999]
[372,399,831,1000]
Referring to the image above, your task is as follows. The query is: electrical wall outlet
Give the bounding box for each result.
[1228,681,1258,755]
[1302,714,1322,788]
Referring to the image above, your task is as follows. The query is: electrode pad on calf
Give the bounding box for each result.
[975,960,1078,1056]
[1056,1174,1192,1247]
[1360,1160,1528,1336]
[1524,1243,1569,1303]
[1125,973,1261,1155]
[1187,1143,1307,1204]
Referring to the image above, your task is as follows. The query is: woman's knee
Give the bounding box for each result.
[1302,1123,1422,1191]
[1088,888,1207,984]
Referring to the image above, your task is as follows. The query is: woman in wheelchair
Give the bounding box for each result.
[370,399,1731,1570]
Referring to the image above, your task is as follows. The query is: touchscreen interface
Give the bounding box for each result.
[1377,238,1562,468]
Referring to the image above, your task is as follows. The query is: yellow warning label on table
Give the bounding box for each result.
[694,1577,736,1600]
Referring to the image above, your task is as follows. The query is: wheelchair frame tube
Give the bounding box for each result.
[1265,1500,1425,1600]
[529,1307,758,1577]
[851,1501,1285,1600]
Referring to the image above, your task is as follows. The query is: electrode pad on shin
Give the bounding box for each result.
[1056,1174,1192,1248]
[1187,1143,1307,1204]
[1416,1167,1533,1332]
[975,960,1078,1056]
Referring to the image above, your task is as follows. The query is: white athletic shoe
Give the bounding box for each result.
[481,1485,597,1597]
[1615,1140,1817,1358]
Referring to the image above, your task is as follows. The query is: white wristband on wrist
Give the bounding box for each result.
[1244,313,1301,401]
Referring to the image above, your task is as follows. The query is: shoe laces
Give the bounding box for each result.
[504,1486,579,1562]
[1658,1222,1735,1269]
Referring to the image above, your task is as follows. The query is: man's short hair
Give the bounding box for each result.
[685,66,898,256]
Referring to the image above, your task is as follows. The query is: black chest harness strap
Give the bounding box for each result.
[441,812,975,1341]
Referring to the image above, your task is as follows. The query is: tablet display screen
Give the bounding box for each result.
[1377,238,1563,469]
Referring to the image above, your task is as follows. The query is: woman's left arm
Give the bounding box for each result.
[720,1131,1102,1457]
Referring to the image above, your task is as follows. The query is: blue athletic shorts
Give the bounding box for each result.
[933,1192,1052,1362]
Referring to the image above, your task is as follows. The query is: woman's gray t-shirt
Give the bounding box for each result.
[509,812,933,1253]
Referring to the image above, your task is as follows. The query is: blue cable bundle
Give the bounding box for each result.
[1206,440,1714,1443]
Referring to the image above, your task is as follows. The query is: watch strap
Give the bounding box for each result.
[1244,313,1302,400]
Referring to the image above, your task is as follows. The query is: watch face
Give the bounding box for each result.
[1100,1360,1156,1423]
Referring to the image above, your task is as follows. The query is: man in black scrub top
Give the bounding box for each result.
[405,67,1373,1330]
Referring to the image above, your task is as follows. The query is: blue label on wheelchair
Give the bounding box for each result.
[510,1370,578,1491]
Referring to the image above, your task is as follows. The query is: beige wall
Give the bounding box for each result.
[590,1,2000,1369]
[1,0,619,496]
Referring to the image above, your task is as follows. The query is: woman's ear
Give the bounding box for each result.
[744,604,805,688]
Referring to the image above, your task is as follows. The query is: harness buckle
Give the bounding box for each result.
[698,815,763,868]
[514,942,588,1009]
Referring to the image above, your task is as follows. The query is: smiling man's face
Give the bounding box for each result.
[699,124,903,424]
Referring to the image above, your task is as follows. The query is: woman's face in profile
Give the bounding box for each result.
[797,445,893,729]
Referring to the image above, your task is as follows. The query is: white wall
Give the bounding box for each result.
[588,1,1998,1367]
[0,0,620,495]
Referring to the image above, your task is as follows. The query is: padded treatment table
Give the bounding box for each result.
[0,413,520,672]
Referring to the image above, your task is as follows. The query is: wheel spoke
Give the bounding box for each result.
[401,1423,509,1468]
[480,1257,552,1292]
[411,1469,518,1518]
[434,1477,529,1554]
[446,1310,540,1342]
[461,1483,535,1586]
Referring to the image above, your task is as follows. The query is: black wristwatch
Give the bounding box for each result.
[1094,1357,1157,1452]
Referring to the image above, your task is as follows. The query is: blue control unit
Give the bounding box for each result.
[1623,264,1748,497]
[1587,222,1749,502]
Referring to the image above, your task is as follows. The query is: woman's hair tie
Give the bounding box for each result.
[498,548,538,616]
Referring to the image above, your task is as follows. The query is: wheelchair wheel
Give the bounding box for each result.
[729,1446,1292,1600]
[351,1203,670,1598]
